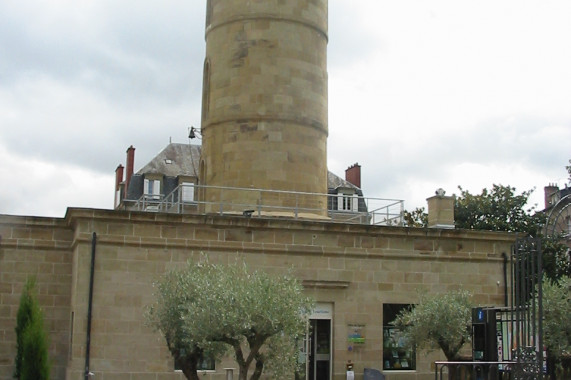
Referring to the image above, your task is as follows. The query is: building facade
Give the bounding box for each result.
[543,184,571,247]
[0,2,518,379]
[0,207,514,380]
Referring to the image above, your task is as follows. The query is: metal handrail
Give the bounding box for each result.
[133,183,404,226]
[434,361,518,380]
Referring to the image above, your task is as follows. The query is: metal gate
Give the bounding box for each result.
[434,237,545,380]
[508,237,544,379]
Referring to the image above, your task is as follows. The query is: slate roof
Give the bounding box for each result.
[137,143,201,177]
[135,143,360,191]
[327,171,359,191]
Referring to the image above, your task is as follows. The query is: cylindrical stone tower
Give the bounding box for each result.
[200,0,328,216]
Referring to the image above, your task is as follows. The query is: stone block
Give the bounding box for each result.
[194,227,219,241]
[108,222,134,237]
[11,227,30,239]
[134,224,162,238]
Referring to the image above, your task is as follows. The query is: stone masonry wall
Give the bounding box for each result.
[66,209,512,380]
[1,209,514,380]
[0,215,73,380]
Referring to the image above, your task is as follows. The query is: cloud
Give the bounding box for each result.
[0,0,205,175]
[1,0,570,217]
[0,145,112,217]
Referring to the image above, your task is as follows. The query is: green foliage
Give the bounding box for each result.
[542,234,571,282]
[14,279,34,379]
[392,290,472,361]
[147,257,313,380]
[403,207,428,228]
[14,277,50,380]
[566,159,571,183]
[453,183,569,280]
[542,277,571,359]
[146,262,228,380]
[454,185,544,236]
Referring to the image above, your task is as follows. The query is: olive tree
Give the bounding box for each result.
[146,264,228,380]
[392,290,472,361]
[147,258,313,380]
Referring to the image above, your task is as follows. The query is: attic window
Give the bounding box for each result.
[337,190,358,211]
[144,179,161,200]
[165,159,173,164]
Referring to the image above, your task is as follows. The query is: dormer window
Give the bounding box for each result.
[337,189,358,212]
[144,178,161,200]
[181,182,195,203]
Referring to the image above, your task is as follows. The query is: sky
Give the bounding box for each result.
[1,0,570,218]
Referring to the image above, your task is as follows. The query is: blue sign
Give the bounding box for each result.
[478,309,484,322]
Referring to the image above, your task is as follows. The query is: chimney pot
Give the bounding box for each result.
[115,165,124,190]
[345,163,361,188]
[544,184,559,209]
[125,146,135,192]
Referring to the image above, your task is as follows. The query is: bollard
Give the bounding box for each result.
[224,368,234,380]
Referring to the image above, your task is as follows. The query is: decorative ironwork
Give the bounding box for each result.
[511,347,541,379]
[510,238,543,378]
[434,238,545,379]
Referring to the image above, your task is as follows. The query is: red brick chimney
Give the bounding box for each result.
[345,163,361,188]
[544,184,559,209]
[115,164,124,191]
[125,146,135,192]
[114,164,125,208]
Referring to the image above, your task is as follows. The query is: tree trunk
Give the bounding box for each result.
[179,360,200,380]
[232,342,249,380]
[443,351,469,380]
[249,355,264,380]
[446,363,459,380]
[237,363,249,380]
[546,351,556,380]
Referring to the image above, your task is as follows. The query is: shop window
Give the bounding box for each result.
[174,353,215,372]
[383,304,416,371]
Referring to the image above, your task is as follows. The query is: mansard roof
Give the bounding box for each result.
[136,143,201,177]
[136,143,360,192]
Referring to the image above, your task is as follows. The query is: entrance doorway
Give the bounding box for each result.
[308,319,331,380]
[298,303,332,380]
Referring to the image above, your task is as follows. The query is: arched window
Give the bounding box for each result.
[201,58,211,123]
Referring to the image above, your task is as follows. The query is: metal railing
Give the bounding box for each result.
[133,183,404,226]
[434,361,525,380]
[435,360,570,380]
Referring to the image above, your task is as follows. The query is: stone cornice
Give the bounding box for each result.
[206,13,328,42]
[1,208,517,259]
[59,207,516,242]
[202,115,328,137]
